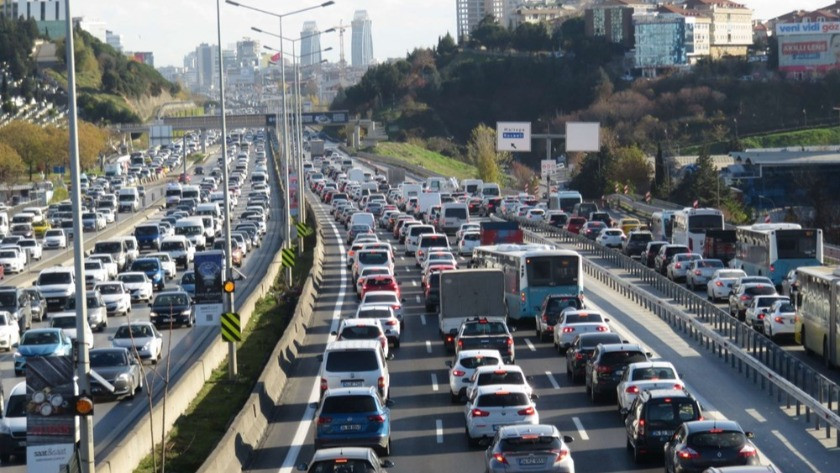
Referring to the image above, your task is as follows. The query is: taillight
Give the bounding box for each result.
[694,270,701,275]
[520,292,526,303]
[596,326,608,332]
[677,447,700,460]
[445,334,455,343]
[320,378,328,392]
[518,406,535,416]
[552,448,569,462]
[384,319,398,326]
[740,295,750,301]
[562,327,574,333]
[674,383,684,390]
[506,337,513,346]
[575,352,584,360]
[368,414,385,423]
[769,264,775,273]
[471,408,490,417]
[637,419,646,436]
[492,453,507,464]
[596,365,612,374]
[452,369,465,377]
[317,416,332,425]
[757,313,765,319]
[457,339,463,348]
[715,281,724,287]
[625,385,640,394]
[675,263,682,269]
[378,376,385,389]
[774,316,784,324]
[381,337,387,349]
[391,304,401,310]
[541,314,548,322]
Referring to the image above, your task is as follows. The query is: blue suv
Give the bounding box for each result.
[314,387,393,456]
[134,224,163,250]
[130,258,166,291]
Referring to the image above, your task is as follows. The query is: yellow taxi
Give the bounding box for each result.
[619,218,641,235]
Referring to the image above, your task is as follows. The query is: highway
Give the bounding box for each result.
[0,136,285,470]
[243,153,837,473]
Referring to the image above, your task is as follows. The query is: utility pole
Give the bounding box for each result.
[64,1,94,471]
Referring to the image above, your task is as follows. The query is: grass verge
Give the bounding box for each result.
[371,141,478,180]
[133,229,316,473]
[684,125,840,154]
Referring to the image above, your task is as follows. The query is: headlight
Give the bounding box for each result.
[150,311,157,317]
[181,309,191,317]
[13,352,21,358]
[142,342,150,350]
[117,373,131,382]
[0,422,10,435]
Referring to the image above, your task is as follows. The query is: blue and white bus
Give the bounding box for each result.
[472,244,584,321]
[730,223,823,287]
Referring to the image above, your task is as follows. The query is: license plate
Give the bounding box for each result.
[342,380,363,387]
[651,430,673,437]
[518,457,546,466]
[340,424,362,431]
[48,298,61,304]
[17,440,26,447]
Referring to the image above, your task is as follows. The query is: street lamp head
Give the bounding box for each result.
[251,26,264,33]
[323,46,333,52]
[321,1,335,6]
[225,0,240,6]
[324,27,336,33]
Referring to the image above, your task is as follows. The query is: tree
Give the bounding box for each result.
[512,23,551,52]
[0,142,25,184]
[0,121,49,180]
[669,147,722,207]
[470,15,510,50]
[77,121,109,170]
[467,124,508,183]
[607,146,652,194]
[436,33,457,57]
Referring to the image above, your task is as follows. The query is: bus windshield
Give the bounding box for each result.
[776,230,818,259]
[526,255,579,287]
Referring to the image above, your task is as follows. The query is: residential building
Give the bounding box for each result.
[511,1,576,28]
[351,10,374,67]
[8,0,66,38]
[75,16,106,43]
[300,21,322,67]
[684,0,752,59]
[456,0,506,42]
[585,0,655,48]
[236,39,259,68]
[127,52,154,67]
[633,12,688,72]
[157,66,182,84]
[106,30,123,52]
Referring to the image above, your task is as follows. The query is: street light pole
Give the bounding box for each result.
[278,16,293,286]
[64,1,94,471]
[216,0,237,378]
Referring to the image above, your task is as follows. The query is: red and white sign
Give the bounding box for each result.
[764,214,771,223]
[692,200,699,208]
[623,185,629,195]
[644,191,651,203]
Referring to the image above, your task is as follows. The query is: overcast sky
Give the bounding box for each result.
[73,0,830,68]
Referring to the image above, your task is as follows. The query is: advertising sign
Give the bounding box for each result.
[194,250,224,305]
[290,173,299,218]
[566,122,601,152]
[776,22,840,72]
[300,111,349,126]
[496,122,532,152]
[26,356,77,472]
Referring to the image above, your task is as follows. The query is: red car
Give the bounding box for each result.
[178,173,191,184]
[566,217,587,234]
[360,275,400,300]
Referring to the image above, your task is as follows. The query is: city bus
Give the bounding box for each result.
[671,207,725,253]
[471,244,583,321]
[548,191,583,214]
[794,266,840,367]
[729,223,823,286]
[650,210,675,242]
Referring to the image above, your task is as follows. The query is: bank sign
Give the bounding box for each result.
[776,22,840,72]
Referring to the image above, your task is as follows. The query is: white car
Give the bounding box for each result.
[464,384,539,447]
[596,228,626,248]
[43,229,67,249]
[50,314,94,348]
[525,208,545,222]
[0,247,26,273]
[333,318,389,358]
[99,208,116,224]
[52,290,108,332]
[457,231,480,256]
[148,252,177,279]
[110,322,163,363]
[95,281,132,316]
[421,251,458,272]
[616,361,684,414]
[552,310,611,353]
[88,254,118,279]
[83,259,109,287]
[117,272,154,302]
[355,266,393,295]
[17,239,42,261]
[446,349,504,403]
[763,299,797,340]
[0,311,20,352]
[360,291,404,321]
[666,253,703,282]
[706,269,747,302]
[352,305,402,348]
[465,364,533,402]
[745,295,790,331]
[455,223,480,242]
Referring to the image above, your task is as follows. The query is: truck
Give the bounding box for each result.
[479,221,523,245]
[309,139,325,158]
[438,269,506,345]
[104,162,124,178]
[383,167,405,185]
[454,317,515,362]
[416,192,441,220]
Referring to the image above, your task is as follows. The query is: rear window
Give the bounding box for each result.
[645,400,700,427]
[477,370,525,386]
[631,367,676,381]
[410,226,434,236]
[321,395,378,414]
[444,207,468,219]
[340,325,381,339]
[579,334,622,349]
[696,260,724,268]
[357,308,393,320]
[499,436,562,452]
[745,286,776,296]
[600,351,647,366]
[364,294,397,304]
[477,392,529,407]
[545,297,583,314]
[310,460,374,473]
[665,246,690,257]
[463,233,480,241]
[325,350,379,372]
[460,356,501,369]
[420,236,449,248]
[687,431,745,449]
[565,313,605,324]
[462,322,507,336]
[358,252,388,265]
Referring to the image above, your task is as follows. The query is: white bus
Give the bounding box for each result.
[650,210,675,242]
[729,223,823,286]
[471,244,583,321]
[795,266,840,367]
[671,208,724,254]
[548,191,583,214]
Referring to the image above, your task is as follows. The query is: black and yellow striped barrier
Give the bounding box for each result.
[221,312,241,342]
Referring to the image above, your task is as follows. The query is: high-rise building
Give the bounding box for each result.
[106,30,123,52]
[456,0,506,42]
[300,21,322,67]
[9,0,66,38]
[236,39,259,68]
[75,16,106,43]
[633,12,688,71]
[351,10,374,67]
[196,43,219,90]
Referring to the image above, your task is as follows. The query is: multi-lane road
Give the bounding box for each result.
[0,138,285,470]
[243,154,835,473]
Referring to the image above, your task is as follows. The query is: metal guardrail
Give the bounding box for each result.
[501,214,840,444]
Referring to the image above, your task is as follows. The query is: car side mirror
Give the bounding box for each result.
[563,435,574,443]
[745,431,755,439]
[525,375,534,382]
[604,318,610,323]
[32,281,36,286]
[620,408,629,416]
[381,460,395,468]
[509,326,517,332]
[445,360,452,368]
[316,354,324,362]
[386,353,395,360]
[108,336,114,341]
[646,352,652,358]
[622,340,630,344]
[400,298,406,303]
[385,399,396,407]
[12,342,18,348]
[330,331,337,336]
[296,463,309,471]
[530,393,539,401]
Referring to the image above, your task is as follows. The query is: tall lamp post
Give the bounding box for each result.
[226,0,334,286]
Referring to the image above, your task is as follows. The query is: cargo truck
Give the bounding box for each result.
[309,139,325,158]
[437,269,506,345]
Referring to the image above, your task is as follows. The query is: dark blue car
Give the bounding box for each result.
[134,224,163,251]
[130,258,165,291]
[315,387,393,456]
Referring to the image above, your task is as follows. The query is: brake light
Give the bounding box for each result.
[520,292,526,303]
[452,369,465,377]
[492,453,507,464]
[769,264,775,273]
[757,313,765,319]
[596,365,612,374]
[625,385,640,394]
[562,327,575,333]
[471,408,490,417]
[596,326,608,332]
[575,352,584,360]
[368,414,385,423]
[317,416,332,425]
[551,448,570,462]
[674,383,684,390]
[740,295,750,301]
[675,263,682,269]
[694,270,702,275]
[391,304,401,310]
[506,337,513,346]
[715,281,724,287]
[517,406,535,416]
[378,376,385,389]
[677,447,700,460]
[445,334,455,343]
[637,419,645,436]
[381,337,387,349]
[458,339,463,348]
[542,314,548,322]
[774,316,784,324]
[384,319,398,326]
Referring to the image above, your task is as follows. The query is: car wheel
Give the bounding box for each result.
[14,369,22,377]
[379,439,391,457]
[465,427,479,448]
[0,453,10,464]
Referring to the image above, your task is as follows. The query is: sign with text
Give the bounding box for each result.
[540,159,557,179]
[26,356,77,472]
[496,122,532,152]
[300,111,349,126]
[194,250,224,305]
[566,122,601,152]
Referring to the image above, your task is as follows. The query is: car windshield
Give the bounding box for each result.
[696,260,724,269]
[22,331,59,345]
[460,356,501,369]
[114,325,154,339]
[64,296,102,309]
[161,241,186,251]
[717,271,744,279]
[51,317,76,329]
[135,226,159,236]
[0,250,16,258]
[579,334,623,349]
[500,436,562,452]
[0,292,16,308]
[95,242,121,253]
[545,297,583,314]
[154,294,189,306]
[90,350,128,367]
[477,392,529,407]
[97,284,122,295]
[176,226,203,236]
[631,367,676,380]
[777,302,796,313]
[39,272,71,285]
[182,272,195,284]
[84,262,102,270]
[45,230,63,237]
[688,431,745,449]
[321,395,378,414]
[325,350,378,372]
[119,274,146,283]
[365,278,394,288]
[745,286,776,296]
[5,394,27,417]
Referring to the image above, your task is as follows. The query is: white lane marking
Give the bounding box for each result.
[415,295,421,304]
[524,338,536,352]
[436,419,444,444]
[426,340,433,354]
[572,417,589,441]
[412,280,418,287]
[279,202,347,473]
[431,373,439,391]
[771,430,818,473]
[545,371,560,389]
[745,408,767,423]
[400,256,406,261]
[420,314,427,325]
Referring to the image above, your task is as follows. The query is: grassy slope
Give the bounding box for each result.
[372,142,478,180]
[684,125,840,154]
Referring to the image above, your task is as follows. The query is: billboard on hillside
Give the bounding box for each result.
[776,22,840,73]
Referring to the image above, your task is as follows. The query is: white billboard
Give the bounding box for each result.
[566,122,600,152]
[496,122,531,152]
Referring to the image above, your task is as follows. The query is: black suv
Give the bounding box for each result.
[623,231,653,259]
[623,388,702,463]
[585,343,649,402]
[565,332,624,383]
[424,272,441,312]
[0,288,31,335]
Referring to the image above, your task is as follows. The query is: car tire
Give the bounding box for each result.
[633,445,645,464]
[0,453,10,464]
[14,369,22,377]
[379,439,391,457]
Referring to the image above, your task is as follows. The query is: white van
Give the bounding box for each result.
[405,224,435,255]
[196,202,222,220]
[349,212,376,231]
[439,203,470,235]
[117,187,140,212]
[174,218,207,250]
[416,192,441,220]
[480,183,501,200]
[318,340,391,400]
[22,207,44,223]
[0,212,8,238]
[461,179,484,196]
[250,172,267,186]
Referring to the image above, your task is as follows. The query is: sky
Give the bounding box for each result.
[74,0,831,68]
